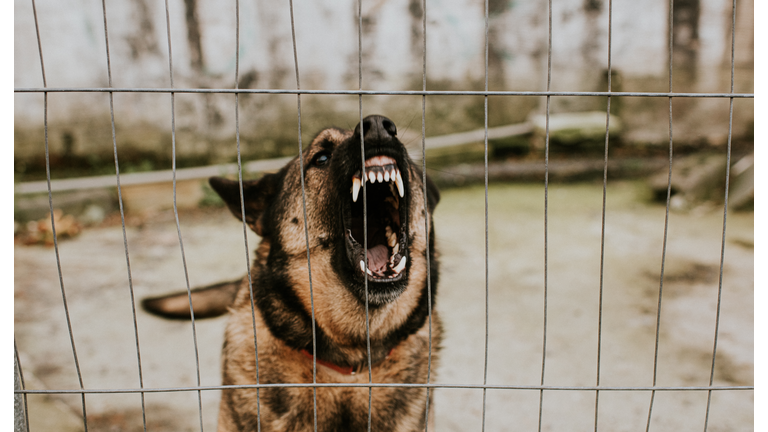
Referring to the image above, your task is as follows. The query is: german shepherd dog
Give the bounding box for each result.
[142,115,441,431]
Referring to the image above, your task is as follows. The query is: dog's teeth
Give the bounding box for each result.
[386,226,397,247]
[395,171,404,197]
[393,256,407,273]
[392,242,399,255]
[359,260,366,272]
[352,177,361,202]
[384,170,390,182]
[368,171,376,183]
[377,171,384,183]
[386,227,397,247]
[366,268,374,276]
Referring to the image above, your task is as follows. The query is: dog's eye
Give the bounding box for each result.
[312,152,331,167]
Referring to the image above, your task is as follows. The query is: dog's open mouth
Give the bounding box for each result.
[344,155,408,282]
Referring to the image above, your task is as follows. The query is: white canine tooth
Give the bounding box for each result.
[384,170,390,182]
[393,256,407,273]
[395,171,404,197]
[368,171,376,183]
[366,268,373,276]
[377,171,383,183]
[360,260,366,272]
[352,177,361,202]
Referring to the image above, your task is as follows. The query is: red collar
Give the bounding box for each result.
[300,348,394,376]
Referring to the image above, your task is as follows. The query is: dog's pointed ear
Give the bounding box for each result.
[209,174,281,236]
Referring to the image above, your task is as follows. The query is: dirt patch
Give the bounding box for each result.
[656,261,720,285]
[87,405,196,432]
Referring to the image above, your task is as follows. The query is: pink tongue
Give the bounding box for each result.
[366,245,389,273]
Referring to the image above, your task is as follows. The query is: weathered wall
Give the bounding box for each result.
[14,0,753,169]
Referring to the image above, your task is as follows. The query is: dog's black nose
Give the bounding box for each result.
[354,115,397,142]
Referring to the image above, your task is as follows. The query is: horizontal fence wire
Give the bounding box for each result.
[13,88,753,98]
[14,384,753,395]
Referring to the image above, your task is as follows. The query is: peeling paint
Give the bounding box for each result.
[183,0,204,71]
[13,0,753,167]
[672,0,701,82]
[125,0,160,59]
[583,0,602,13]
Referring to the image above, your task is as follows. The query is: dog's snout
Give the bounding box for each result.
[354,115,397,142]
[380,118,397,137]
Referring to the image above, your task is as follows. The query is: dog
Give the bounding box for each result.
[142,115,442,431]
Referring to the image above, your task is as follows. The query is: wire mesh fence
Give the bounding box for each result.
[14,0,753,431]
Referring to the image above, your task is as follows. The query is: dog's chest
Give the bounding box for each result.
[221,305,437,432]
[259,384,429,432]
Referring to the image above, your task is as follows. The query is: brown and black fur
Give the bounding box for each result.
[142,115,441,432]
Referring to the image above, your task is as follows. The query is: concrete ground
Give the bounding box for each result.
[14,181,753,431]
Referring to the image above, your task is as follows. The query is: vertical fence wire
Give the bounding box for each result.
[645,0,677,429]
[31,1,90,430]
[594,1,614,430]
[356,2,375,432]
[481,0,491,430]
[231,0,263,430]
[286,1,320,431]
[97,1,149,429]
[537,0,554,430]
[420,0,435,428]
[159,0,206,429]
[703,0,738,429]
[14,341,31,432]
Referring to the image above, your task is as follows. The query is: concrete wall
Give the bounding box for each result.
[14,0,753,167]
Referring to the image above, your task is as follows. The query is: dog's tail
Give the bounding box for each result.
[141,279,242,320]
